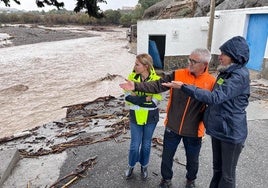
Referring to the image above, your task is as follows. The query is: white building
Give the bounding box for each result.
[137,7,268,78]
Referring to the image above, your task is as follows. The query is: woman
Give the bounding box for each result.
[123,53,162,180]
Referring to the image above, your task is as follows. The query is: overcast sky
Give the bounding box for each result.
[0,0,139,11]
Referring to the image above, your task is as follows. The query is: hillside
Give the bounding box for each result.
[143,0,268,19]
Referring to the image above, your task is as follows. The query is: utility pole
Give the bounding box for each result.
[207,0,215,51]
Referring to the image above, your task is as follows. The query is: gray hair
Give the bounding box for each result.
[191,48,211,63]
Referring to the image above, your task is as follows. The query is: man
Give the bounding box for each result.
[166,36,250,188]
[120,48,216,188]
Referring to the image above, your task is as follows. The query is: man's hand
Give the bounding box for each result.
[119,79,135,91]
[162,81,184,89]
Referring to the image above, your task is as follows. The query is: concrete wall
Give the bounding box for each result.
[262,39,268,78]
[137,17,209,56]
[137,7,268,77]
[211,13,248,55]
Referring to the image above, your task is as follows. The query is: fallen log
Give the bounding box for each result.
[0,131,32,144]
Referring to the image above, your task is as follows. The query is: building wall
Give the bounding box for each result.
[213,7,268,78]
[137,7,268,77]
[263,40,268,78]
[212,7,268,56]
[137,17,209,56]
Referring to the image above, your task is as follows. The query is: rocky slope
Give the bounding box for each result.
[143,0,268,19]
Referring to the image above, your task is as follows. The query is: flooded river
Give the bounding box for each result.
[0,27,135,137]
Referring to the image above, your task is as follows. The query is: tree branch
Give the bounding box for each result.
[1,0,107,18]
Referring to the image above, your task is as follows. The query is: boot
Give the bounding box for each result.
[159,179,172,188]
[125,166,134,179]
[141,166,148,179]
[185,180,196,188]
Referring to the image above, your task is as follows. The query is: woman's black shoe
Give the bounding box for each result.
[141,166,148,179]
[125,167,134,179]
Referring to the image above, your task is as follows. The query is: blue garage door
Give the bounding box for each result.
[246,14,268,71]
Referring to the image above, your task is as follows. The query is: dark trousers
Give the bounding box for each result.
[161,128,202,181]
[209,137,243,188]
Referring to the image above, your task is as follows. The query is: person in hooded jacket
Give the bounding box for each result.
[163,36,250,188]
[123,53,162,180]
[120,48,216,188]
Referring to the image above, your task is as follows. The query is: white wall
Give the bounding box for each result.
[137,17,209,56]
[137,7,268,58]
[211,14,248,54]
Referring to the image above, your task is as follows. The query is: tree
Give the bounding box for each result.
[119,14,133,27]
[1,0,107,18]
[104,9,121,25]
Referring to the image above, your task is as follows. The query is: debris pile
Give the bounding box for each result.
[0,95,130,158]
[250,81,268,101]
[50,156,98,188]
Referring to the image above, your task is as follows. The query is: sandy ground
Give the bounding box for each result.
[0,24,136,138]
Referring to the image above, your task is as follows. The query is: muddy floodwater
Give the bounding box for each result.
[0,25,135,137]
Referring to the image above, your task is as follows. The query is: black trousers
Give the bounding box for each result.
[161,128,202,181]
[209,137,243,188]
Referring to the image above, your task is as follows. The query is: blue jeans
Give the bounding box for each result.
[128,122,157,167]
[161,128,202,181]
[209,137,243,188]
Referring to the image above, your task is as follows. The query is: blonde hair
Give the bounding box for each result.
[136,53,154,73]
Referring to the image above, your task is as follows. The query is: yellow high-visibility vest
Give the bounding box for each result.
[126,69,162,125]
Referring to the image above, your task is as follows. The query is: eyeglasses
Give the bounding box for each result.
[188,58,201,65]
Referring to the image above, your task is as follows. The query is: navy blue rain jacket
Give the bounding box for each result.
[182,36,250,144]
